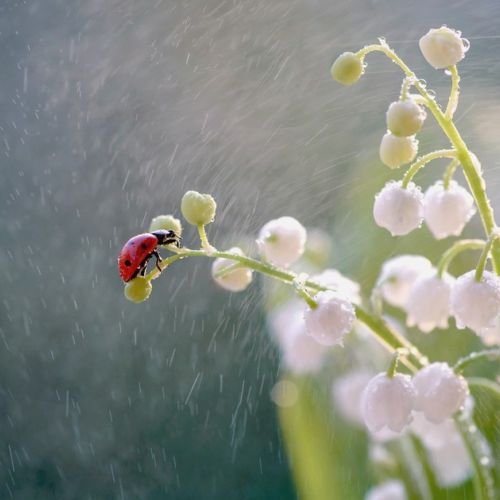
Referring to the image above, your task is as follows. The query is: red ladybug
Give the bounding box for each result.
[118,229,181,282]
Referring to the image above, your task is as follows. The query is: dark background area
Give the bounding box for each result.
[1,0,500,498]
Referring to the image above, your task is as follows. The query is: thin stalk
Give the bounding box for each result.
[445,65,460,119]
[443,158,460,189]
[401,149,457,188]
[356,44,500,274]
[475,236,496,281]
[436,239,485,278]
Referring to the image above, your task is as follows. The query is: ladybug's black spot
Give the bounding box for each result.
[141,243,148,249]
[124,260,132,267]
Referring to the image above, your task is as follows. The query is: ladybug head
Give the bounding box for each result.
[152,229,181,247]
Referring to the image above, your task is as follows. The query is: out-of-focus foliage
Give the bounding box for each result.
[1,0,500,498]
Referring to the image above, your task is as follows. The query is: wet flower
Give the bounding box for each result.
[365,480,407,500]
[379,132,418,169]
[268,300,328,375]
[257,216,307,267]
[181,190,217,226]
[124,276,152,303]
[479,317,500,345]
[450,270,500,332]
[419,26,468,69]
[386,99,426,137]
[377,255,432,308]
[304,291,356,346]
[333,370,373,426]
[424,181,475,239]
[330,52,364,85]
[413,363,469,423]
[405,270,454,332]
[149,214,183,236]
[310,268,361,304]
[211,247,252,292]
[362,373,416,433]
[373,181,424,236]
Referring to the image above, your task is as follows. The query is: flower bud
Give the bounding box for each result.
[386,99,426,137]
[413,363,469,423]
[362,373,416,433]
[373,181,424,236]
[304,291,355,346]
[405,270,454,332]
[257,216,307,267]
[424,181,475,239]
[379,132,418,169]
[377,255,432,307]
[211,247,252,292]
[330,52,364,85]
[450,270,500,332]
[149,214,183,236]
[124,276,152,303]
[365,480,407,500]
[181,191,216,226]
[419,26,468,69]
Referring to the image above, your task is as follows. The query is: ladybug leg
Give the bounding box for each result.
[152,250,162,273]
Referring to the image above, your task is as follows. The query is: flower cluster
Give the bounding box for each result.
[117,24,500,500]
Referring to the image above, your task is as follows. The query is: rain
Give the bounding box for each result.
[1,0,500,498]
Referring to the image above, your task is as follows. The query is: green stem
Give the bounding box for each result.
[356,44,500,274]
[400,76,414,100]
[443,158,460,189]
[436,239,485,278]
[401,149,457,188]
[197,224,214,252]
[445,65,460,119]
[293,275,318,309]
[467,377,500,399]
[387,349,405,377]
[475,235,497,281]
[454,349,500,373]
[145,247,427,371]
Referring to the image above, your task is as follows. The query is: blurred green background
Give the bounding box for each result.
[1,0,499,498]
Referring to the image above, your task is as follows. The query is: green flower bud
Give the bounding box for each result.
[149,214,183,236]
[379,132,418,169]
[181,191,217,226]
[386,100,426,137]
[124,277,152,303]
[330,52,364,85]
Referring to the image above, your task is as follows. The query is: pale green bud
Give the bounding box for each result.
[386,100,426,137]
[181,191,217,226]
[124,277,152,303]
[330,52,364,85]
[149,214,183,236]
[379,132,418,169]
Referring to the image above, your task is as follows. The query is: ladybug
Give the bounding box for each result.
[118,229,181,282]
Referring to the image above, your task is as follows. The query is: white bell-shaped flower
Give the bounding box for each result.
[257,216,307,267]
[405,270,454,332]
[211,247,253,292]
[413,363,469,423]
[379,132,418,169]
[386,99,426,137]
[419,26,468,69]
[362,372,416,433]
[373,181,424,236]
[304,291,356,346]
[310,268,361,304]
[332,370,374,426]
[268,300,328,375]
[365,480,407,500]
[450,270,500,332]
[424,181,475,239]
[377,255,432,308]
